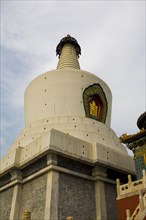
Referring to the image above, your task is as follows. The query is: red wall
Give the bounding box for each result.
[117,195,139,220]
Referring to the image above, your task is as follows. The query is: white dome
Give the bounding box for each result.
[24,68,112,127]
[9,35,127,155]
[1,35,133,178]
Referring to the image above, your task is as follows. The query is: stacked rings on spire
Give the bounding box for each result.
[57,43,80,69]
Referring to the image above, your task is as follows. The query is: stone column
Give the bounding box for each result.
[116,178,121,198]
[92,165,107,220]
[9,169,22,220]
[44,153,59,220]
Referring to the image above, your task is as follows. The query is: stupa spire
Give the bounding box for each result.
[56,34,81,69]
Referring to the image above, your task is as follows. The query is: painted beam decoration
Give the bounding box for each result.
[134,146,146,179]
[119,111,146,179]
[83,83,108,123]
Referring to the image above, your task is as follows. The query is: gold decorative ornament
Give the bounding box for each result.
[90,100,98,117]
[22,211,31,220]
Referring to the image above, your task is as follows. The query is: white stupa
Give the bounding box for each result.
[0,35,135,220]
[5,35,127,156]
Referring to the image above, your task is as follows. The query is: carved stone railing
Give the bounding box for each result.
[117,170,146,197]
[127,202,140,220]
[139,193,146,220]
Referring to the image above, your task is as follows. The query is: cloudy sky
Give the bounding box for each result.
[1,1,145,156]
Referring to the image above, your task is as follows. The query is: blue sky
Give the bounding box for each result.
[1,1,145,156]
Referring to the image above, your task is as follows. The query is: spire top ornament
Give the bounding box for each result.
[56,34,81,58]
[56,35,81,69]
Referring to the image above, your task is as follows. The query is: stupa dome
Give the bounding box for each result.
[24,35,112,126]
[9,35,127,154]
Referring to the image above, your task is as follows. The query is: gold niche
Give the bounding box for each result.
[90,100,98,117]
[83,83,108,123]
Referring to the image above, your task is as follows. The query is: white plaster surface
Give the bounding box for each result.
[6,114,127,155]
[24,68,112,126]
[1,129,135,175]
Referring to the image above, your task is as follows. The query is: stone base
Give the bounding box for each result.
[0,130,135,220]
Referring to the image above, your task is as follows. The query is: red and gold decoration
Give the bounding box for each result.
[119,112,146,179]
